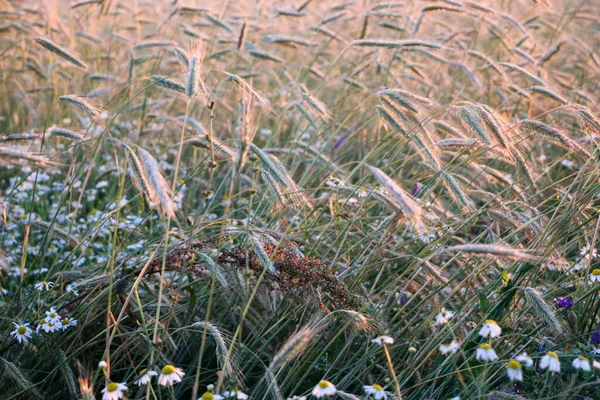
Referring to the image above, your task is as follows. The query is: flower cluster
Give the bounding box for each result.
[10,307,77,344]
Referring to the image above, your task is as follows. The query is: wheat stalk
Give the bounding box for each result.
[352,39,442,49]
[35,37,87,69]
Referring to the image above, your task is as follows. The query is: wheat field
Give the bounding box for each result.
[1,0,600,399]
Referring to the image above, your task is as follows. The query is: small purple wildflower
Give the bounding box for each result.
[331,136,345,153]
[505,384,519,394]
[412,182,422,197]
[397,292,409,305]
[591,329,600,346]
[553,297,573,309]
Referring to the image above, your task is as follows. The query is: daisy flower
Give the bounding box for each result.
[60,317,78,330]
[34,281,54,291]
[506,360,523,382]
[434,308,455,326]
[0,287,7,295]
[98,361,108,369]
[326,176,344,188]
[439,340,460,355]
[478,320,502,338]
[580,244,598,258]
[101,382,127,400]
[10,322,32,344]
[44,321,57,333]
[135,369,158,386]
[37,318,59,333]
[371,336,394,345]
[590,269,600,283]
[66,283,79,296]
[515,352,534,367]
[572,356,591,372]
[45,307,61,324]
[158,364,185,386]
[223,390,248,399]
[312,380,337,398]
[355,188,368,198]
[200,392,224,400]
[475,343,498,362]
[540,351,561,372]
[364,383,389,399]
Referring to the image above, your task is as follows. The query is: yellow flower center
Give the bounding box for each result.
[372,384,383,390]
[62,319,69,325]
[202,393,214,400]
[507,360,521,369]
[139,368,147,376]
[593,269,600,276]
[547,351,558,359]
[107,382,118,392]
[578,356,588,361]
[17,326,26,334]
[480,343,492,350]
[49,313,57,318]
[161,365,176,375]
[40,318,47,324]
[318,380,330,389]
[484,319,496,325]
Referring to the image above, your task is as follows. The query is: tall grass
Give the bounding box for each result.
[1,1,600,399]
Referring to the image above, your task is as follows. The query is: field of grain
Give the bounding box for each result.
[1,0,600,399]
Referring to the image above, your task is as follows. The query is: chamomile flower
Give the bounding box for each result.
[439,340,460,355]
[158,364,185,386]
[476,343,498,362]
[478,320,502,338]
[434,308,455,326]
[223,390,248,399]
[355,188,368,198]
[590,269,600,283]
[60,317,78,330]
[10,322,32,344]
[66,283,79,296]
[0,287,7,295]
[506,360,523,382]
[326,176,344,188]
[364,383,389,399]
[580,244,598,258]
[45,307,61,324]
[515,352,534,367]
[199,392,224,400]
[573,356,591,372]
[312,380,337,398]
[101,382,127,400]
[134,369,158,386]
[34,281,54,291]
[98,361,108,369]
[371,336,394,345]
[37,318,59,333]
[540,351,561,372]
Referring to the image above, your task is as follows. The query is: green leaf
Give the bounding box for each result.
[478,291,492,312]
